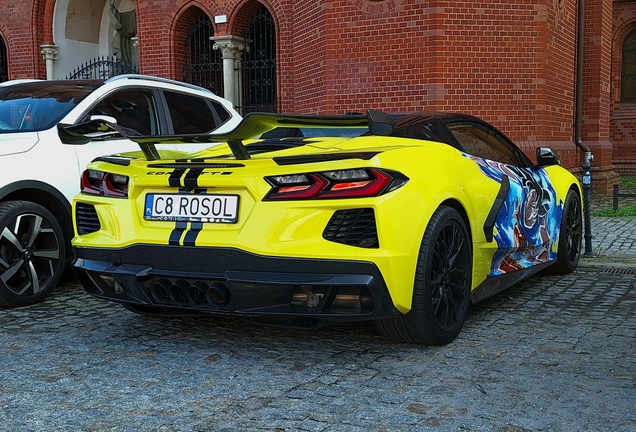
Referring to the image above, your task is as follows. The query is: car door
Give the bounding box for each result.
[0,92,44,156]
[447,121,561,275]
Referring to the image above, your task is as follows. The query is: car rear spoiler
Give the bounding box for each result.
[57,109,395,161]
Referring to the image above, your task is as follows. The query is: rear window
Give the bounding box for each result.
[0,82,100,132]
[163,91,223,134]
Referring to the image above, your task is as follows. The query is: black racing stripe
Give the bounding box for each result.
[483,174,510,243]
[169,221,188,245]
[183,168,204,188]
[169,169,186,187]
[183,222,203,246]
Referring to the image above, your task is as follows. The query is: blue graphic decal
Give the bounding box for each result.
[467,156,563,276]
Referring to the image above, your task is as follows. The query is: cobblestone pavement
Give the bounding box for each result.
[1,218,635,432]
[589,216,636,261]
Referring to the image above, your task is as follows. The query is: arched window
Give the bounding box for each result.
[182,14,223,95]
[0,36,7,83]
[621,30,636,102]
[237,5,276,114]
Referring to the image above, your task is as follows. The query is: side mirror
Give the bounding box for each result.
[90,114,118,124]
[57,119,122,145]
[536,147,560,167]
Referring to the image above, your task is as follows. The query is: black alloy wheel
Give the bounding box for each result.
[376,205,472,345]
[0,201,66,307]
[551,190,582,274]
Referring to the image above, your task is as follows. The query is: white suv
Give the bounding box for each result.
[0,74,242,307]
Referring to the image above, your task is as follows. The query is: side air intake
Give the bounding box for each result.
[323,208,379,248]
[75,203,101,235]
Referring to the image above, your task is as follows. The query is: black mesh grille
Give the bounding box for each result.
[75,203,101,235]
[323,208,379,248]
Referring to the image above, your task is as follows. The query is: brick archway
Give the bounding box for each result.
[611,18,636,177]
[173,7,223,94]
[611,18,636,105]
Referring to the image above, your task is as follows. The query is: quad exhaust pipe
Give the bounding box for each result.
[206,282,230,306]
[149,279,231,308]
[147,279,373,313]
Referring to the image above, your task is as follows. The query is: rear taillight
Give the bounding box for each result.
[264,168,408,200]
[80,169,129,198]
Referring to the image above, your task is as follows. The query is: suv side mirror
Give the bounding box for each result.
[57,119,122,145]
[536,147,560,167]
[90,114,118,124]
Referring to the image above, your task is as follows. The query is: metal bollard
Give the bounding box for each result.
[613,184,619,211]
[582,158,594,257]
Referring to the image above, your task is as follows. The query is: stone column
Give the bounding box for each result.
[40,45,58,80]
[211,35,249,107]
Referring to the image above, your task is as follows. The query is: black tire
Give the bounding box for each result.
[551,190,582,274]
[0,200,66,307]
[375,206,472,345]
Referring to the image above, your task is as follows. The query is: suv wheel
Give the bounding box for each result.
[0,201,66,307]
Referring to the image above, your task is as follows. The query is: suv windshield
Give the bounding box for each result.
[0,81,101,132]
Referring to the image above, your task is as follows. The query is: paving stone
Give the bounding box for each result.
[1,217,636,430]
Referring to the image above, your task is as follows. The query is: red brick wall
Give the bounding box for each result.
[316,0,587,169]
[581,0,613,169]
[278,2,326,114]
[1,0,627,184]
[137,0,185,79]
[1,1,45,79]
[321,1,436,114]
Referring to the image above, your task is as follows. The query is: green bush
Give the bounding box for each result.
[592,205,636,217]
[620,177,636,188]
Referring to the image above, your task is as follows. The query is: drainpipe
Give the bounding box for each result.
[574,0,595,257]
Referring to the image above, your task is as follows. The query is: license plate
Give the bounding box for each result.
[144,194,239,223]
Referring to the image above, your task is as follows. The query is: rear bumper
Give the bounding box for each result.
[72,245,401,326]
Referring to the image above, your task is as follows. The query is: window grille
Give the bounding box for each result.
[621,30,636,102]
[0,36,7,83]
[182,14,223,95]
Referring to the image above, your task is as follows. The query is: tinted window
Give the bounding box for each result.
[164,91,221,134]
[85,89,159,135]
[212,101,231,124]
[0,82,98,132]
[448,123,523,166]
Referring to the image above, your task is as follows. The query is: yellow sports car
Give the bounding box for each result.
[60,110,582,345]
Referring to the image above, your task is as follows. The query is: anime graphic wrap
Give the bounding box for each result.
[469,156,563,276]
